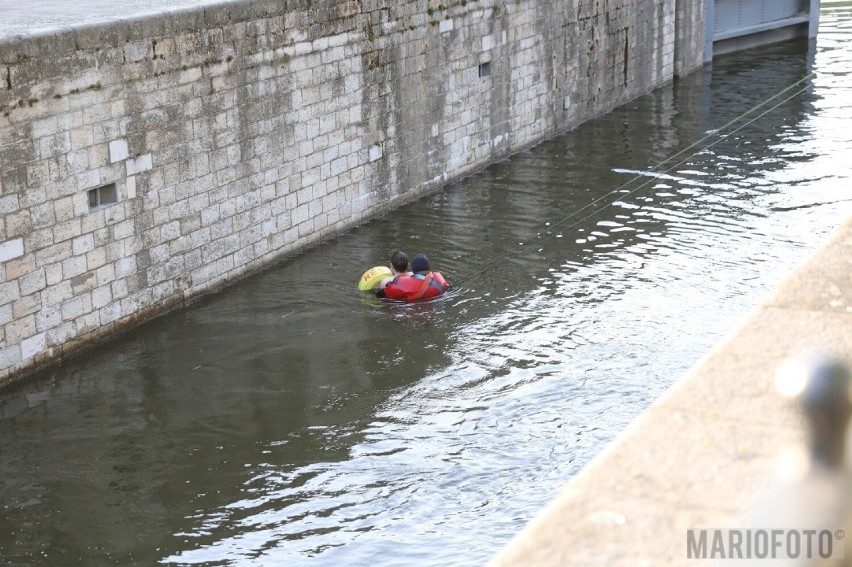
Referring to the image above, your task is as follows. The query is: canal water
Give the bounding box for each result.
[2,6,852,566]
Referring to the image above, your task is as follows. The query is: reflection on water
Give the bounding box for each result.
[2,8,852,566]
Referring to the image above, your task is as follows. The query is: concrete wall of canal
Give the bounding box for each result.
[0,0,705,384]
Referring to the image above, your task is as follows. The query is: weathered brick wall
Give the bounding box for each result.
[0,0,702,384]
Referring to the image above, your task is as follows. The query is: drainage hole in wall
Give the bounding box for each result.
[88,183,118,210]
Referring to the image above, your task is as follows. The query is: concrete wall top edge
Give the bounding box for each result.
[0,0,325,54]
[0,0,517,60]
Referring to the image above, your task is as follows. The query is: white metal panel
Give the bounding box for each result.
[714,0,808,34]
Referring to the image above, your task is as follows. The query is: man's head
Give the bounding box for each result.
[390,250,409,273]
[411,253,430,273]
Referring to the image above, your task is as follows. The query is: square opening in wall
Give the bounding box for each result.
[88,183,118,210]
[479,62,492,78]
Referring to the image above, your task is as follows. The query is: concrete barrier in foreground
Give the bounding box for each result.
[490,215,852,566]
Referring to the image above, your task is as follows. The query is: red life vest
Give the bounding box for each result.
[381,271,449,301]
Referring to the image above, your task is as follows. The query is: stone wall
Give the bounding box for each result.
[0,0,704,384]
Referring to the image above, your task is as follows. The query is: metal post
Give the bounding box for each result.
[809,0,821,38]
[793,355,852,469]
[704,0,715,62]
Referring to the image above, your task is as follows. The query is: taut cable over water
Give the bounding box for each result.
[452,63,848,288]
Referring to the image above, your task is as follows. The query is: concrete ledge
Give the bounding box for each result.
[490,216,852,565]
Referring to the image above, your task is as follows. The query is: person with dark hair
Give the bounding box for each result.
[390,250,410,274]
[378,250,411,290]
[377,252,450,301]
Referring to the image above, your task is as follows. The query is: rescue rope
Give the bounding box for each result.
[451,66,831,287]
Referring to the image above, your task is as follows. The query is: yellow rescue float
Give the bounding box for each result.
[358,266,392,291]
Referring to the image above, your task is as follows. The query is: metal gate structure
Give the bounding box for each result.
[704,0,821,60]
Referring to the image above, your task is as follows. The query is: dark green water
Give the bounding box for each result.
[2,7,851,565]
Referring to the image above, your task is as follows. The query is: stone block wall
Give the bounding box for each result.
[0,0,703,384]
